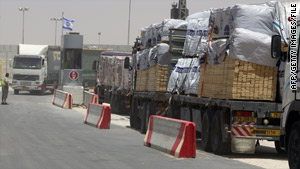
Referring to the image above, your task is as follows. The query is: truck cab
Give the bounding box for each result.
[12,54,47,94]
[272,17,300,169]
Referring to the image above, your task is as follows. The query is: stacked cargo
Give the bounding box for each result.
[167,1,286,101]
[135,43,170,92]
[98,51,132,91]
[198,56,277,101]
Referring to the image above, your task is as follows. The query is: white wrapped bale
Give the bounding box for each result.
[183,17,210,57]
[159,19,186,42]
[185,11,211,22]
[148,43,169,67]
[136,49,150,70]
[184,58,201,95]
[228,3,280,67]
[167,58,201,95]
[210,7,232,38]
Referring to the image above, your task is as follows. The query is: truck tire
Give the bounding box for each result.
[39,88,45,95]
[211,111,230,155]
[288,121,300,169]
[202,110,213,152]
[130,98,138,129]
[275,141,286,154]
[140,102,148,134]
[145,102,154,131]
[14,89,19,95]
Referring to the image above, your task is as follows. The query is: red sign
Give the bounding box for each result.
[69,71,79,80]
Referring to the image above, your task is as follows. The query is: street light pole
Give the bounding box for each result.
[98,32,101,48]
[127,0,131,47]
[50,18,62,46]
[19,7,29,44]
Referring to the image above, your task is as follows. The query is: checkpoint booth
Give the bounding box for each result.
[60,32,84,105]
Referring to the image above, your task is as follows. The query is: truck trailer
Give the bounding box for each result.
[125,0,298,165]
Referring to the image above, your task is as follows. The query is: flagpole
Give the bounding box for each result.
[61,12,64,38]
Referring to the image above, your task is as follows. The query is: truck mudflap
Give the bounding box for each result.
[231,121,281,140]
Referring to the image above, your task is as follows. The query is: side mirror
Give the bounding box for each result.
[124,57,130,69]
[271,35,282,59]
[92,60,99,72]
[42,59,45,66]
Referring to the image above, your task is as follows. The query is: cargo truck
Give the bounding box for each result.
[122,0,300,165]
[12,44,60,95]
[94,51,132,115]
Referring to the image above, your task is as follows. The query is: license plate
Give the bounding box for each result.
[250,129,280,136]
[236,117,256,123]
[23,87,29,90]
[271,113,281,118]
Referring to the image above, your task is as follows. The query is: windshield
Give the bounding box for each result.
[13,57,42,69]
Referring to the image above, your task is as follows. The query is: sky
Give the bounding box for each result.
[0,0,293,46]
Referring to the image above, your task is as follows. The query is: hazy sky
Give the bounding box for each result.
[0,0,293,46]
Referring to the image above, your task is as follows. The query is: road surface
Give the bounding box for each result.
[0,91,286,169]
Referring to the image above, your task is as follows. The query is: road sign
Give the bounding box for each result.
[69,70,79,80]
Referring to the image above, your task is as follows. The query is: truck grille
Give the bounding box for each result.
[13,75,39,81]
[20,81,32,86]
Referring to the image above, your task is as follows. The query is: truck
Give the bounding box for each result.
[94,51,132,115]
[121,2,300,169]
[12,44,60,95]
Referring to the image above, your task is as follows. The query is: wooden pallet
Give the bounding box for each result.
[198,56,277,101]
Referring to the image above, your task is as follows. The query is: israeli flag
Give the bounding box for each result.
[63,17,74,31]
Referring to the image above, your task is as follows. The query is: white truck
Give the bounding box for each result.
[12,44,60,95]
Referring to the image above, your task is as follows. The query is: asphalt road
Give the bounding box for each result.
[0,91,264,169]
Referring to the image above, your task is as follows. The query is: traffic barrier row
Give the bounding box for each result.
[83,90,98,107]
[144,115,196,158]
[84,103,111,129]
[52,89,72,109]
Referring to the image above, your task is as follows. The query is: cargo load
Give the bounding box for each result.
[98,51,132,91]
[135,43,169,92]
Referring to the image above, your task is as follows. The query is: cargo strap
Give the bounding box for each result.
[199,20,215,103]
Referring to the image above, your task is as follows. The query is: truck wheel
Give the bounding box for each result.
[211,111,230,155]
[288,121,300,169]
[14,89,19,95]
[202,110,213,152]
[39,88,45,95]
[130,99,138,129]
[275,141,286,154]
[140,102,148,134]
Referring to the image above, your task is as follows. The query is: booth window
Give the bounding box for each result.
[64,49,82,69]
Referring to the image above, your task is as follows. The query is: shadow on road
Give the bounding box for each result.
[195,139,287,161]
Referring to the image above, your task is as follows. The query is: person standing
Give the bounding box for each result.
[1,73,9,105]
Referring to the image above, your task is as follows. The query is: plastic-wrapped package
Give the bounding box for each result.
[167,58,200,95]
[159,19,186,42]
[140,27,148,47]
[148,43,169,67]
[184,58,201,95]
[136,49,150,70]
[210,7,232,38]
[186,11,211,22]
[183,17,209,57]
[151,23,161,46]
[210,2,287,67]
[99,51,132,91]
[207,39,228,65]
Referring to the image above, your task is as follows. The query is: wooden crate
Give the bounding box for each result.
[135,69,148,91]
[198,56,277,101]
[147,64,168,92]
